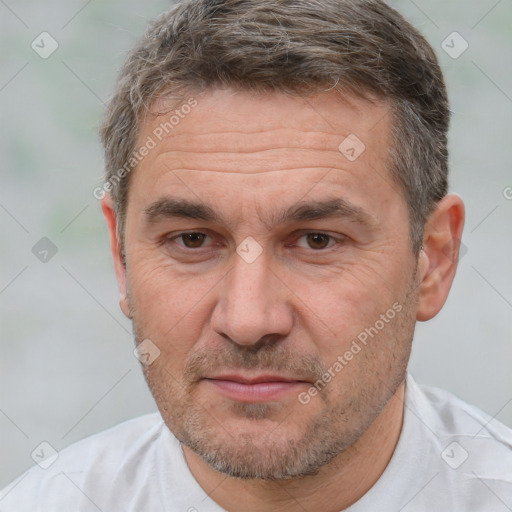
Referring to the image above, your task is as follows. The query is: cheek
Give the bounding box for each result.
[128,249,205,312]
[287,258,404,346]
[126,252,221,361]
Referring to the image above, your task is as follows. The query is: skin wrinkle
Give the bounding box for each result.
[148,166,346,173]
[146,127,347,147]
[148,148,364,174]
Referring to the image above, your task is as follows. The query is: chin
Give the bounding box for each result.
[173,399,361,481]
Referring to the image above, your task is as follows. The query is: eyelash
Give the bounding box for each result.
[165,231,344,252]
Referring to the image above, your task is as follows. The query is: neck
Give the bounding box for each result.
[183,380,405,512]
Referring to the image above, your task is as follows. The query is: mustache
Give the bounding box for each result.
[182,343,328,385]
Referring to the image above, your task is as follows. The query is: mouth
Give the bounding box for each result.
[202,374,310,402]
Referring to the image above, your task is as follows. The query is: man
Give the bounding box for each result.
[1,0,511,510]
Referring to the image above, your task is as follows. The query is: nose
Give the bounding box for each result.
[210,248,294,347]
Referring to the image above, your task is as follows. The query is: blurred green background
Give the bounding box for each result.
[1,0,511,488]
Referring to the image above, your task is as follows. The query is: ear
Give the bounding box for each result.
[100,194,131,319]
[416,193,465,322]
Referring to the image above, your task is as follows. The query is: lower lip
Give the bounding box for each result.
[205,379,305,402]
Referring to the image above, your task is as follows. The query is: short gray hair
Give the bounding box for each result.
[99,0,449,258]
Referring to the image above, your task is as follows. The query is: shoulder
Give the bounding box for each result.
[45,411,166,472]
[405,374,512,509]
[409,374,512,455]
[0,412,168,511]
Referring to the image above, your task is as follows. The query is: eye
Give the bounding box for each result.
[295,232,339,250]
[167,232,211,249]
[164,231,344,253]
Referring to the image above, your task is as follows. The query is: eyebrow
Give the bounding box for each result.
[143,196,376,229]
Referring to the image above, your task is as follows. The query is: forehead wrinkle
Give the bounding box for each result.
[144,127,347,154]
[154,165,344,176]
[146,149,350,176]
[148,145,344,172]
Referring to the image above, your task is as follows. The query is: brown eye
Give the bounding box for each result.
[180,232,207,248]
[305,233,332,250]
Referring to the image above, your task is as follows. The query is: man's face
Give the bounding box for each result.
[119,87,420,479]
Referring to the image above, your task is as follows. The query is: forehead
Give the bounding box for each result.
[141,87,391,165]
[127,87,398,223]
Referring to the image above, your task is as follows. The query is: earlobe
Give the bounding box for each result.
[100,194,132,319]
[416,194,465,322]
